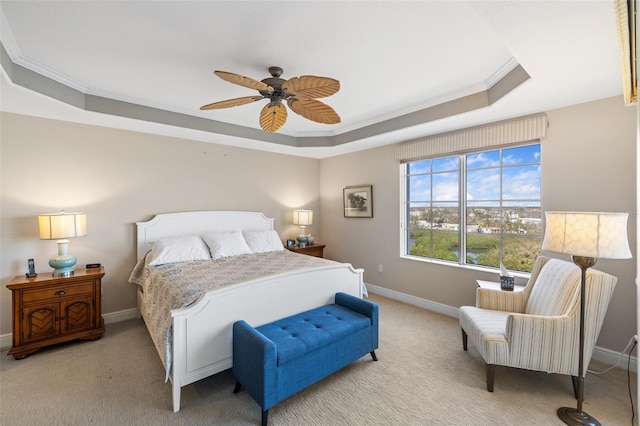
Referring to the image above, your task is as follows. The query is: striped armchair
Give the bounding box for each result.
[459,256,617,393]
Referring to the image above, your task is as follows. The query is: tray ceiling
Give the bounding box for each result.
[0,1,624,158]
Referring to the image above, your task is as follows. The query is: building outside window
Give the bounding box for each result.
[402,143,541,273]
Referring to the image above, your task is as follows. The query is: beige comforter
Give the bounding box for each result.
[129,250,336,378]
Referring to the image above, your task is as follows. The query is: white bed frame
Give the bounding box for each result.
[135,211,364,412]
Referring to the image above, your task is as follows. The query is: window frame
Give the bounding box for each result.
[399,142,541,274]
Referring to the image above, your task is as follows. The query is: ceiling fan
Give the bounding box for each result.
[200,66,341,133]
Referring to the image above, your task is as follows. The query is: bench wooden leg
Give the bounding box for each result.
[233,381,242,394]
[461,328,468,351]
[262,409,269,426]
[370,351,378,361]
[486,364,495,392]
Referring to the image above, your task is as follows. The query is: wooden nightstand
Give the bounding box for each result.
[6,268,105,359]
[287,244,326,258]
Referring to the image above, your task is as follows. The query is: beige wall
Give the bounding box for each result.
[1,95,636,353]
[320,96,637,351]
[0,112,320,335]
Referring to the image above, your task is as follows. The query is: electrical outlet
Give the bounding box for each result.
[378,264,383,273]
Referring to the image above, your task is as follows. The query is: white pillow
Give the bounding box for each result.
[242,230,284,253]
[201,229,252,259]
[149,236,211,266]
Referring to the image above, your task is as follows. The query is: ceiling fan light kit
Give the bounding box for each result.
[200,66,340,133]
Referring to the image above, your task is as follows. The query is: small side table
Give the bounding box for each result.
[287,244,325,258]
[476,279,525,292]
[6,268,105,359]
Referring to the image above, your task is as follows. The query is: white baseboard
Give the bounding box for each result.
[103,307,139,324]
[366,283,460,318]
[4,288,636,374]
[365,282,637,373]
[0,333,11,351]
[0,308,140,351]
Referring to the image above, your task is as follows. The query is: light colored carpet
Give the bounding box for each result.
[1,294,635,425]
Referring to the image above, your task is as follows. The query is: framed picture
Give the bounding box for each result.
[343,185,373,218]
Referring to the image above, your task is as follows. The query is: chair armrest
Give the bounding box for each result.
[476,288,528,313]
[505,313,580,375]
[232,320,278,407]
[335,292,379,349]
[335,292,378,322]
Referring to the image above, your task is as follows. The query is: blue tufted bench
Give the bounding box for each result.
[232,292,379,426]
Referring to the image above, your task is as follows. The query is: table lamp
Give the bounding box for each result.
[292,209,313,247]
[542,211,631,426]
[38,211,87,277]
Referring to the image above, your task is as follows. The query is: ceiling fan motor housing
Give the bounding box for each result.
[260,76,288,101]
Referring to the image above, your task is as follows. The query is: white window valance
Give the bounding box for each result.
[395,113,548,162]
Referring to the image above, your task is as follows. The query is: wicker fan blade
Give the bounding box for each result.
[200,96,264,110]
[214,70,274,92]
[259,102,288,133]
[287,98,341,124]
[282,76,340,99]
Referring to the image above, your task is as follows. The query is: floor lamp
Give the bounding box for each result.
[542,211,631,426]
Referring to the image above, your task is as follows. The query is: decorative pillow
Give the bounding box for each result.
[201,229,253,260]
[149,236,211,266]
[242,230,285,253]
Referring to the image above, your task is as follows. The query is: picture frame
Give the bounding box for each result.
[343,185,373,218]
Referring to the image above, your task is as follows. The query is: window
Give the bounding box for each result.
[402,144,541,273]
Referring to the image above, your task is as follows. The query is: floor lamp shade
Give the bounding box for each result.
[541,211,631,426]
[542,211,632,259]
[38,211,87,277]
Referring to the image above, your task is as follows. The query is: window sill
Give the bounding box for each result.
[399,254,532,280]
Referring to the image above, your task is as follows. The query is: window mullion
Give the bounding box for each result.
[499,150,504,261]
[460,154,467,266]
[429,164,434,258]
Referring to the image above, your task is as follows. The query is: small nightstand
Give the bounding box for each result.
[6,268,105,359]
[287,244,326,258]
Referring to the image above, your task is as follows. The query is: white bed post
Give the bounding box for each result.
[171,313,186,412]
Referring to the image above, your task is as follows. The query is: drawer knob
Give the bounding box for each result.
[54,290,66,296]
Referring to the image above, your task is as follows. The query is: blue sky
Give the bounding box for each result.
[408,144,540,205]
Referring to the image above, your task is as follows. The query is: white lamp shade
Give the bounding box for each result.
[292,210,313,226]
[38,212,87,240]
[542,211,632,259]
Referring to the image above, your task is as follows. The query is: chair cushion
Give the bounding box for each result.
[459,306,510,365]
[257,304,371,365]
[525,258,580,316]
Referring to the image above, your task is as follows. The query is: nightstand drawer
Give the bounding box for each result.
[23,282,94,304]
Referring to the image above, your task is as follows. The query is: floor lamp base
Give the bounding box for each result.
[557,407,601,426]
